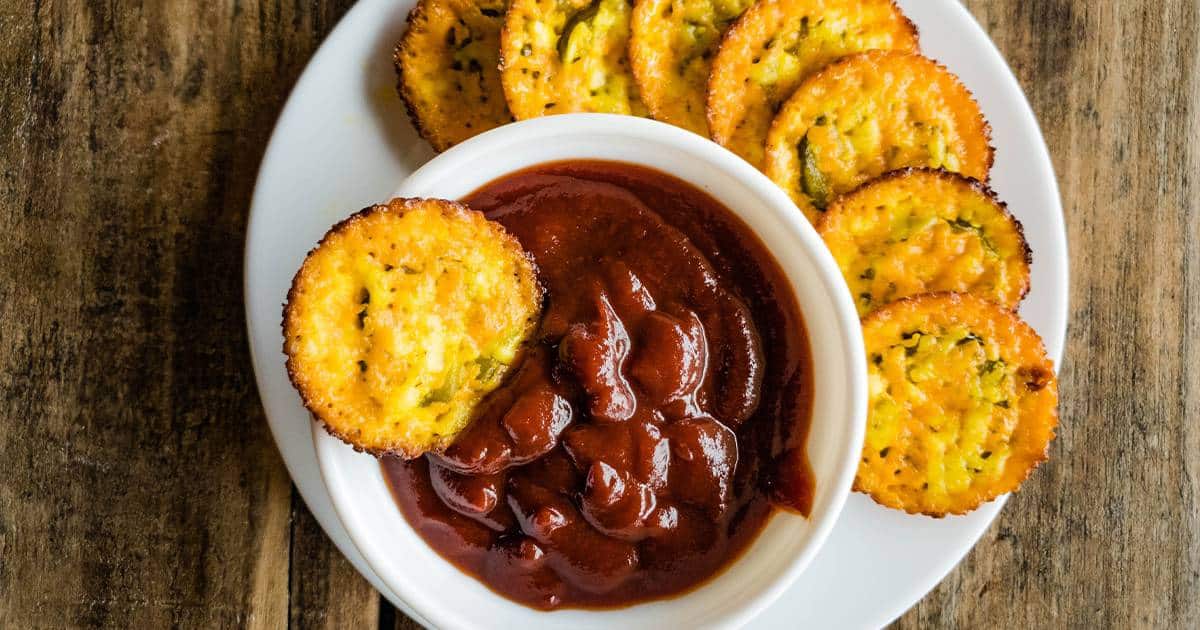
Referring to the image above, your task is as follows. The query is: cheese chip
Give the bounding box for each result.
[395,0,513,151]
[707,0,918,167]
[855,293,1057,517]
[501,0,649,119]
[284,199,542,457]
[820,168,1030,315]
[765,51,993,223]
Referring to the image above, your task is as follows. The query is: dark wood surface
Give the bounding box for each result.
[0,1,1195,628]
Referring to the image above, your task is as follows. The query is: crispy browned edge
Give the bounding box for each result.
[394,1,451,153]
[495,0,520,112]
[703,0,921,146]
[499,0,650,118]
[281,198,544,459]
[495,0,546,117]
[626,0,728,131]
[918,50,999,182]
[393,0,512,153]
[852,291,1058,517]
[626,0,669,125]
[761,49,996,196]
[818,167,1032,309]
[878,51,997,181]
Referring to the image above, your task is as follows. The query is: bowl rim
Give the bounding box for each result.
[313,113,868,629]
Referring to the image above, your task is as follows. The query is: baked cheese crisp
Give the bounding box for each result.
[820,168,1030,315]
[395,0,513,151]
[283,199,542,457]
[855,293,1057,517]
[630,0,754,134]
[707,0,918,168]
[501,0,649,119]
[765,51,993,223]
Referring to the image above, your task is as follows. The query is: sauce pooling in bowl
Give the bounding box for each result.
[383,160,813,609]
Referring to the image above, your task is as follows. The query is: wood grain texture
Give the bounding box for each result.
[0,1,364,628]
[289,490,379,630]
[894,1,1200,628]
[0,0,1195,628]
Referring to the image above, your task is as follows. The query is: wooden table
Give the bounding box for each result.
[1,1,1196,627]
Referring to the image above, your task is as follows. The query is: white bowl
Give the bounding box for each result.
[313,114,867,630]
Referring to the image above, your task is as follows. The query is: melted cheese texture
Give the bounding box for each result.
[501,0,648,119]
[395,0,513,152]
[707,0,918,167]
[284,199,542,457]
[820,168,1030,315]
[630,0,753,134]
[855,293,1057,516]
[765,51,993,223]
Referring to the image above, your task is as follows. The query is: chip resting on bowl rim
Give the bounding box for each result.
[283,198,543,458]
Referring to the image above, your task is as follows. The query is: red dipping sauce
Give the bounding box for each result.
[383,161,813,609]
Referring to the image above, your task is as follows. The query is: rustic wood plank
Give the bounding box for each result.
[0,0,359,628]
[384,601,426,630]
[289,490,380,630]
[894,1,1200,627]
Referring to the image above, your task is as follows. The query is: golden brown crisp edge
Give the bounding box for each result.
[281,198,542,459]
[394,0,512,153]
[819,167,1032,309]
[852,291,1058,517]
[705,0,922,153]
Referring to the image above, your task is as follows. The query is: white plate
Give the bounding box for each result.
[244,1,1068,627]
